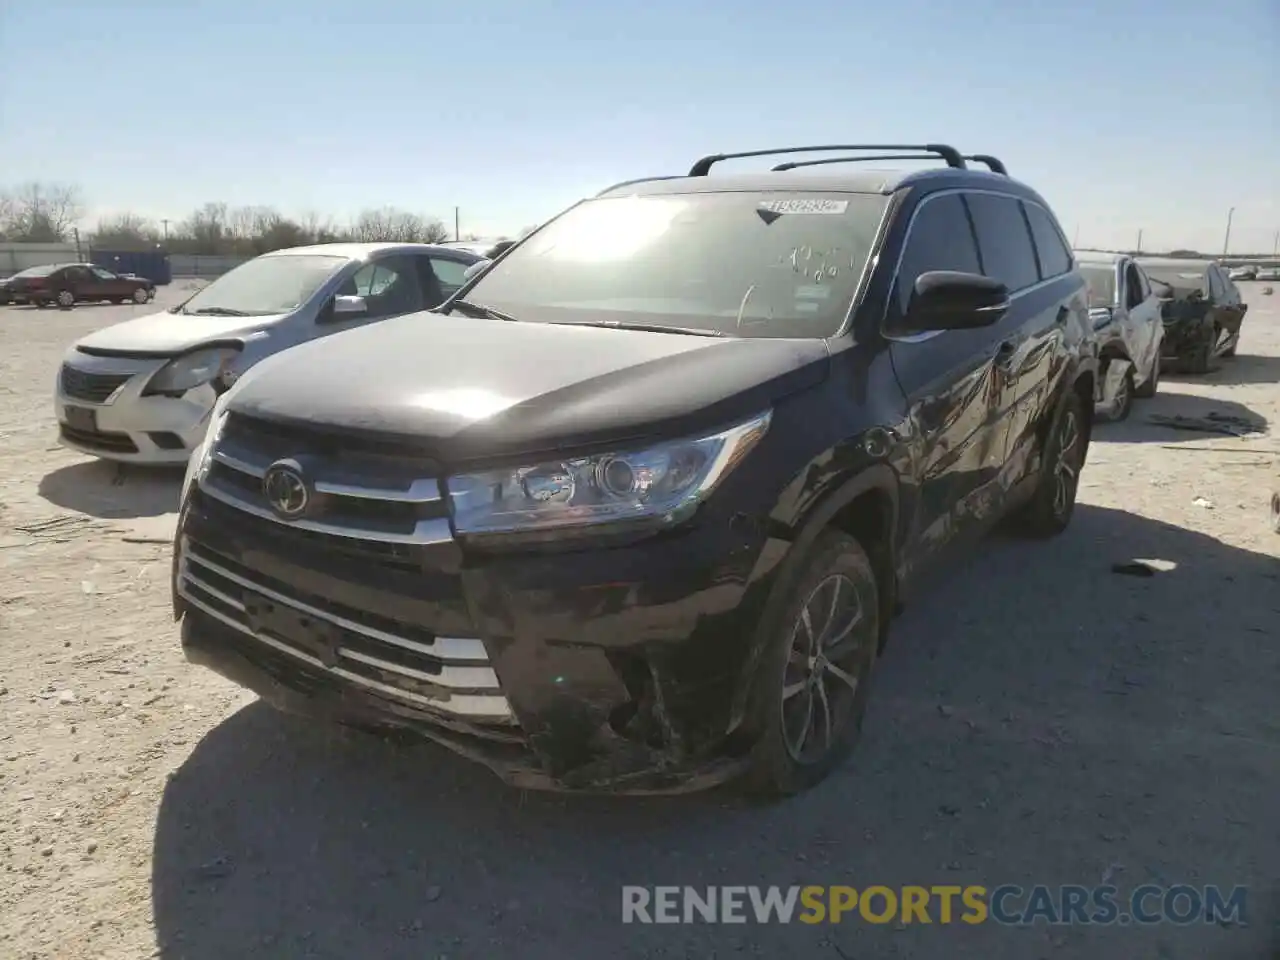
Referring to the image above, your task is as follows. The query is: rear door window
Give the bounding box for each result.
[893,193,982,316]
[964,193,1041,292]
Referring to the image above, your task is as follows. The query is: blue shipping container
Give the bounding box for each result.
[91,249,172,285]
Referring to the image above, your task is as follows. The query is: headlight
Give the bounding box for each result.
[144,347,240,395]
[448,411,772,541]
[182,395,231,497]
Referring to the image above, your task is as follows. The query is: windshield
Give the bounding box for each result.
[178,254,347,316]
[1078,265,1116,308]
[460,191,889,338]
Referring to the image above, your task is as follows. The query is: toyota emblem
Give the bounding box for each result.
[262,460,309,519]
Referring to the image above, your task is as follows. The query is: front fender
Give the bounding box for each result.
[726,460,901,735]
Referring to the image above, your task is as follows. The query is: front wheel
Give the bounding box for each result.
[1013,387,1088,538]
[1108,367,1134,421]
[742,530,880,797]
[132,287,150,304]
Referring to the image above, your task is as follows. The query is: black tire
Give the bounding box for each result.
[1134,353,1160,398]
[1013,386,1088,538]
[1109,367,1134,421]
[34,299,49,309]
[132,287,150,304]
[741,530,880,797]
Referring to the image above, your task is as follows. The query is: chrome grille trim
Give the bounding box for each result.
[198,479,454,545]
[313,477,442,503]
[179,551,512,721]
[212,449,264,477]
[184,548,487,662]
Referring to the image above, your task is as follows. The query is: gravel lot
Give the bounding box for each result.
[1,283,1278,960]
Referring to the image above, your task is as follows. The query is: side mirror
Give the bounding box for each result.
[462,260,490,282]
[331,294,368,317]
[894,271,1010,334]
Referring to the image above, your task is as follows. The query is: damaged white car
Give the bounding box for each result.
[1074,252,1164,420]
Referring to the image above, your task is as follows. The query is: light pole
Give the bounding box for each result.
[1222,207,1234,256]
[1136,229,1143,254]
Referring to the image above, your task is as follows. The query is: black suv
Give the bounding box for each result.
[172,143,1095,796]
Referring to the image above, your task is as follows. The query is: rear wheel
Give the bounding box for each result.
[1014,387,1088,538]
[1185,333,1213,374]
[56,290,75,309]
[742,531,880,797]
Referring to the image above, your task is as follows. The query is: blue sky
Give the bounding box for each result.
[2,0,1277,252]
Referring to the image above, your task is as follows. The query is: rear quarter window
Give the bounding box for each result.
[1022,202,1073,279]
[964,193,1041,292]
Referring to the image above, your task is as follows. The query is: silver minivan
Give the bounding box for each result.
[54,242,487,464]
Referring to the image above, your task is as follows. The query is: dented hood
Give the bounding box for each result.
[74,309,283,357]
[226,312,829,461]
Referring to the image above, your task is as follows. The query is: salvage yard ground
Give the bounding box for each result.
[1,284,1278,960]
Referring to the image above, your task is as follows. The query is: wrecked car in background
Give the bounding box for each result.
[1136,258,1247,373]
[172,142,1098,797]
[1075,252,1163,420]
[53,242,486,464]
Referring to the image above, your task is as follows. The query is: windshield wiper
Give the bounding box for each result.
[446,299,519,323]
[187,306,252,317]
[552,320,728,338]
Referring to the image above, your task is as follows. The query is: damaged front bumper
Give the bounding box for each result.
[173,487,776,793]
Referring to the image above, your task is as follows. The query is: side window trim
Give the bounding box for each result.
[879,187,1069,344]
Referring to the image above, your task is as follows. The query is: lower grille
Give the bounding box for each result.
[60,423,138,453]
[177,538,513,723]
[60,365,132,403]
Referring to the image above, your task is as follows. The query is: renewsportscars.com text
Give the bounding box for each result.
[621,884,1248,926]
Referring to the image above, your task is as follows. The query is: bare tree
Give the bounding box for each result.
[92,212,160,248]
[178,202,230,254]
[349,207,449,243]
[5,182,84,241]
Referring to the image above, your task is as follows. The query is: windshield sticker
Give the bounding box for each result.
[758,199,849,216]
[795,284,832,300]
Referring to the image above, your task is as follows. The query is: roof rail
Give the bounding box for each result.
[689,144,966,177]
[962,154,1008,175]
[595,175,685,196]
[771,153,951,172]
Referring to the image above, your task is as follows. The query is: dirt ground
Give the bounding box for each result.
[1,284,1277,960]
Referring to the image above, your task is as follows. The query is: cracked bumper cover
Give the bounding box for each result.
[174,494,780,793]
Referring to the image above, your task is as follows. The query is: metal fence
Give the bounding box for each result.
[0,243,248,280]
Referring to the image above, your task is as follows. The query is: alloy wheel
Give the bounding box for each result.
[780,572,873,764]
[1052,408,1082,518]
[133,287,149,303]
[57,290,74,308]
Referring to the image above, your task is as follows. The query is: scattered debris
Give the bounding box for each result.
[1147,413,1267,438]
[1192,497,1215,509]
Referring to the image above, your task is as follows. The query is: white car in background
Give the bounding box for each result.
[54,241,486,465]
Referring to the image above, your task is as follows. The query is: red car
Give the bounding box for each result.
[7,262,156,309]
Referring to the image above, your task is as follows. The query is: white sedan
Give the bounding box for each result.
[54,241,485,465]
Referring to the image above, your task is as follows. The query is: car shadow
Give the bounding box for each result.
[1162,352,1280,388]
[150,505,1280,960]
[1095,386,1270,444]
[38,460,184,519]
